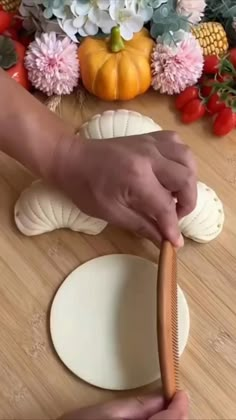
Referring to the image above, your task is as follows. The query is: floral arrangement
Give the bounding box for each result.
[0,0,236,136]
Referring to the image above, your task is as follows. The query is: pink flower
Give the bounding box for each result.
[25,32,79,96]
[176,0,206,25]
[151,32,203,95]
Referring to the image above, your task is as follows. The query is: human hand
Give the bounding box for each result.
[54,131,197,247]
[60,390,189,420]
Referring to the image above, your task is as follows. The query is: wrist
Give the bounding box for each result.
[51,132,84,188]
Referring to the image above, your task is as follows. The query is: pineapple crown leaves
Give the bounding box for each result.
[0,36,17,70]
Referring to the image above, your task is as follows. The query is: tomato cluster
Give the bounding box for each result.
[0,7,31,89]
[175,50,236,137]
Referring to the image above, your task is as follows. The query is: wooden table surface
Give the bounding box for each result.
[0,90,236,420]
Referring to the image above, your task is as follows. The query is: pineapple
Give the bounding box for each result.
[192,22,229,56]
[0,0,21,12]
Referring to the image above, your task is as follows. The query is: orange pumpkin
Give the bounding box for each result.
[78,27,155,101]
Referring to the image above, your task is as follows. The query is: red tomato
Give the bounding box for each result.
[201,78,215,97]
[13,39,26,61]
[7,64,29,89]
[203,55,220,75]
[181,99,206,124]
[6,40,29,90]
[207,93,226,114]
[213,108,235,137]
[0,10,12,34]
[175,86,199,110]
[229,48,236,68]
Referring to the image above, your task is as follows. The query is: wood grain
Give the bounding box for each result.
[0,89,236,419]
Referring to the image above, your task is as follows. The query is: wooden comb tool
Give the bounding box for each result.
[157,240,179,403]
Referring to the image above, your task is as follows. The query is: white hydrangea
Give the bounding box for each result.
[109,0,144,40]
[20,0,150,41]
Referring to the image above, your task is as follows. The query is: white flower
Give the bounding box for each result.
[125,0,153,22]
[109,0,144,40]
[59,16,98,39]
[58,1,115,39]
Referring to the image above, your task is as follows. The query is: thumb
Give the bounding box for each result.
[149,391,189,420]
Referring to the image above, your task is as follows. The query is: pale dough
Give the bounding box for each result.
[78,109,162,139]
[14,110,224,243]
[14,180,224,243]
[14,180,107,236]
[50,254,190,391]
[179,182,224,243]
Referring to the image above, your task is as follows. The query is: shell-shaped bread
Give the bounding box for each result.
[179,182,224,243]
[79,109,162,139]
[14,180,108,237]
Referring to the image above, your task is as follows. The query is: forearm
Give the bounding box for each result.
[0,69,75,180]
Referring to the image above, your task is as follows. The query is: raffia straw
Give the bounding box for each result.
[75,83,88,108]
[45,84,88,114]
[45,95,62,113]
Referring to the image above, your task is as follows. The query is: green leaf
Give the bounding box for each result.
[223,5,236,18]
[0,36,17,70]
[220,92,229,101]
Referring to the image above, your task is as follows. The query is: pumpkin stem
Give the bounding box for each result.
[110,26,124,53]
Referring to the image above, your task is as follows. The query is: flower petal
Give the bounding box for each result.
[109,4,119,21]
[97,0,110,10]
[120,22,133,40]
[138,5,153,22]
[71,1,90,16]
[73,15,86,28]
[127,13,144,31]
[52,6,66,18]
[83,18,98,35]
[88,7,103,24]
[59,18,78,40]
[100,11,116,33]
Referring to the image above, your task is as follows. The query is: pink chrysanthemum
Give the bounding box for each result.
[151,32,203,95]
[176,0,206,25]
[25,32,79,96]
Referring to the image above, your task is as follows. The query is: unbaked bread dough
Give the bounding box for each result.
[78,109,162,139]
[14,180,224,243]
[179,182,224,243]
[50,254,190,390]
[14,180,107,236]
[14,109,224,242]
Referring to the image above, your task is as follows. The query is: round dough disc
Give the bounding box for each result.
[50,255,190,391]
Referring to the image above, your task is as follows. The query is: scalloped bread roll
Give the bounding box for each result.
[179,182,224,243]
[14,109,225,242]
[14,180,107,236]
[14,180,225,242]
[78,109,162,139]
